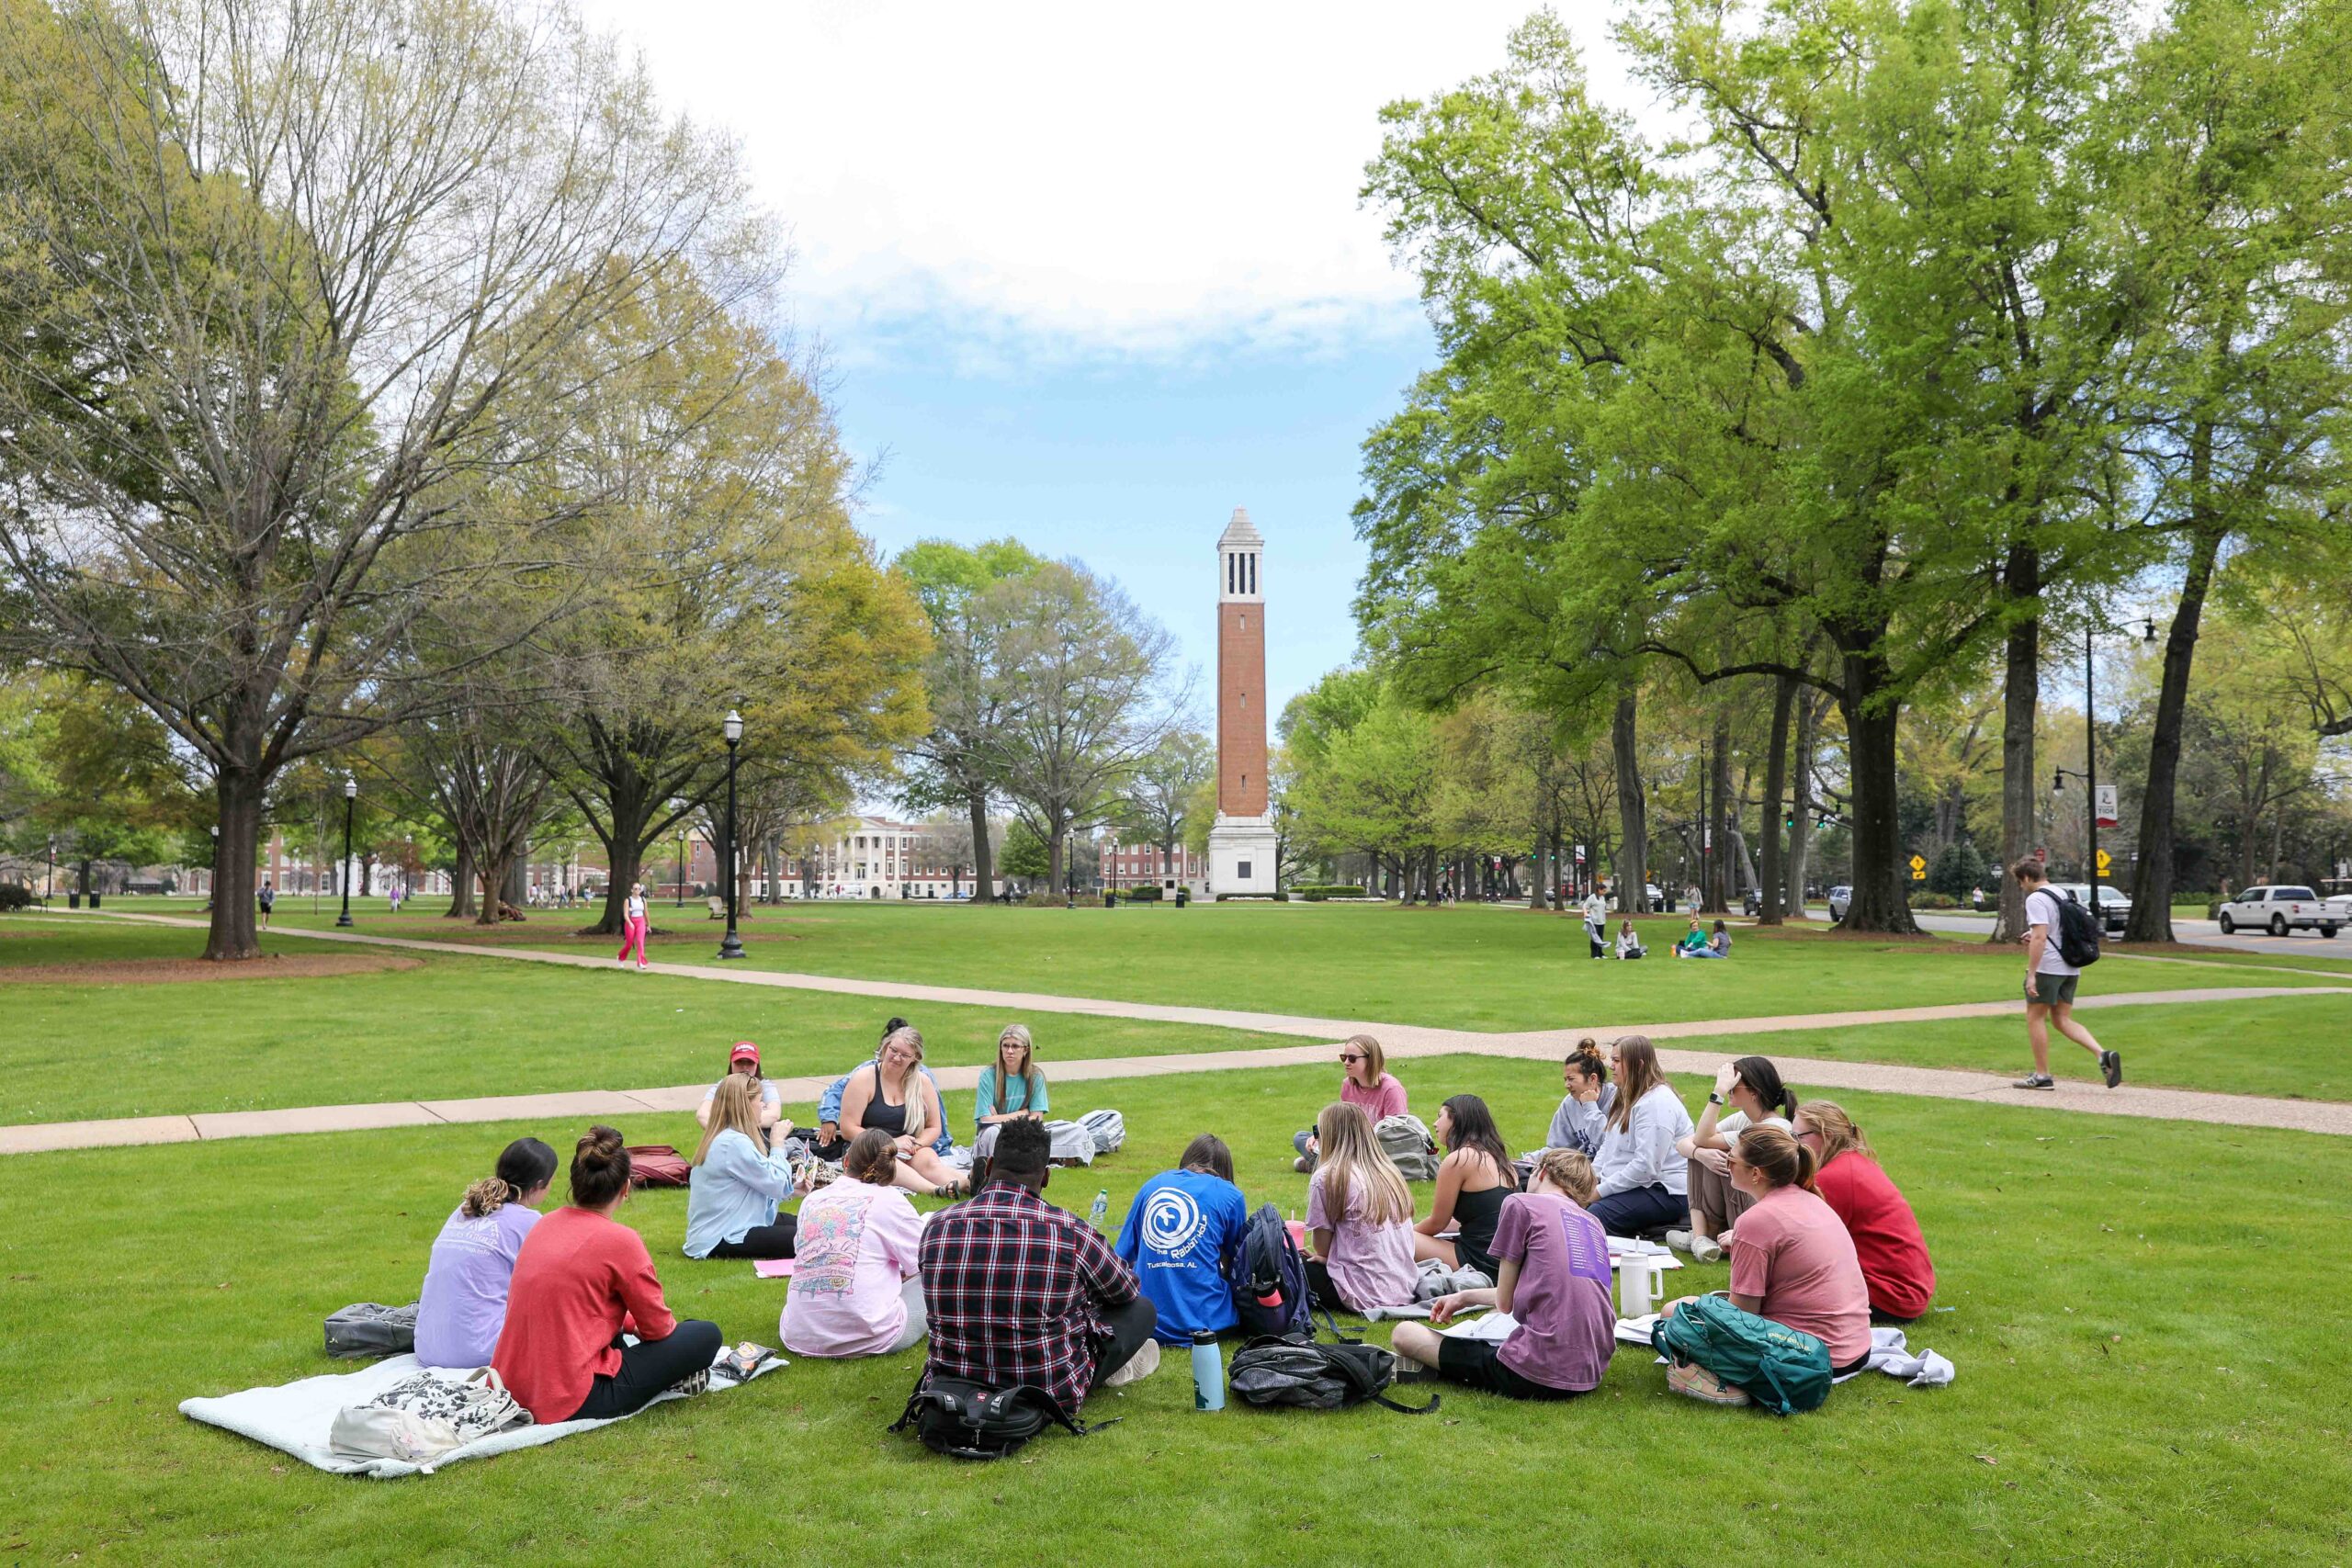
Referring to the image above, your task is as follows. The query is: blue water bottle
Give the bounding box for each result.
[1192,1332,1224,1411]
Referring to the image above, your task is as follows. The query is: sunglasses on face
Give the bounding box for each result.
[1339,1054,1365,1064]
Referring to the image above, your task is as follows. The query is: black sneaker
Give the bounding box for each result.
[666,1366,710,1399]
[2100,1050,2123,1088]
[2012,1074,2055,1090]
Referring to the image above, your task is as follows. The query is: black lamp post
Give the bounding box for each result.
[335,775,357,927]
[717,710,745,960]
[45,836,56,908]
[675,830,687,908]
[2053,616,2157,928]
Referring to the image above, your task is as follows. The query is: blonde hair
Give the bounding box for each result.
[1795,1100,1871,1167]
[460,1178,516,1219]
[1530,1147,1598,1206]
[1736,1124,1819,1193]
[995,1023,1044,1108]
[1608,1035,1667,1132]
[694,1073,764,1166]
[1313,1101,1413,1227]
[1341,1034,1387,1087]
[881,1024,929,1147]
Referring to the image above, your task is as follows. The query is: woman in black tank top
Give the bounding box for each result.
[1415,1094,1521,1276]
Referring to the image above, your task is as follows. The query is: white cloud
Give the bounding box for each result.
[576,0,1638,365]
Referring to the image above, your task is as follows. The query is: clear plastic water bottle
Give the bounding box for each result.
[1089,1189,1109,1230]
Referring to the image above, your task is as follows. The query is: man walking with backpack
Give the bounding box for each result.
[2011,857,2121,1090]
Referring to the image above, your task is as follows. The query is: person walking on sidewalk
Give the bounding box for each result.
[2011,858,2121,1090]
[617,881,650,970]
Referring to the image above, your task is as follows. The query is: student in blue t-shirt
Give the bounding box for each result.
[974,1022,1050,1132]
[1115,1134,1250,1345]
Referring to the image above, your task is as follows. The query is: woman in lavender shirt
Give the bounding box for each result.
[415,1138,558,1369]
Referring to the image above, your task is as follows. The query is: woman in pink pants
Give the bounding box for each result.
[617,882,650,969]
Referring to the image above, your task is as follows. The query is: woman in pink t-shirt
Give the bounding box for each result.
[781,1131,927,1358]
[1294,1035,1408,1173]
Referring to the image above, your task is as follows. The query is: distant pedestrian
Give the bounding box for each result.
[2010,858,2120,1090]
[1581,885,1608,960]
[617,881,650,970]
[256,878,275,931]
[1970,885,1984,913]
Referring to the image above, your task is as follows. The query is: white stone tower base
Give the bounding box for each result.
[1206,815,1280,897]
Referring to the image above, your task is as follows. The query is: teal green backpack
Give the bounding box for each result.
[1650,1294,1833,1416]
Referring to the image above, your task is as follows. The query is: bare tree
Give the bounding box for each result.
[988,562,1190,894]
[0,0,763,958]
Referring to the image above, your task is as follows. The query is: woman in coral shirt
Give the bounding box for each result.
[1792,1100,1936,1321]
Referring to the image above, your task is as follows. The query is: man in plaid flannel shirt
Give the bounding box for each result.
[919,1118,1156,1411]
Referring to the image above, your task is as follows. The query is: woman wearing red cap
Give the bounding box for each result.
[695,1042,786,1151]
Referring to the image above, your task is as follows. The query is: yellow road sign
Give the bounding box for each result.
[2096,848,2112,874]
[1907,854,1927,872]
[1912,870,1927,881]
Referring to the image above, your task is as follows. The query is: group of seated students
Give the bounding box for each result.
[410,1022,1935,1422]
[1672,917,1732,958]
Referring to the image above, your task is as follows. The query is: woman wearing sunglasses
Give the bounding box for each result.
[1292,1034,1408,1174]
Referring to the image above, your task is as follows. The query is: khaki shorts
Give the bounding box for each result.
[2027,972,2079,1007]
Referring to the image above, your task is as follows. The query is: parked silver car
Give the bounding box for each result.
[1826,885,1851,920]
[2050,883,2132,935]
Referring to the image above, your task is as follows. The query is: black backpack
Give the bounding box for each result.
[2053,896,2104,968]
[889,1376,1115,1461]
[1227,1335,1440,1415]
[1234,1203,1313,1339]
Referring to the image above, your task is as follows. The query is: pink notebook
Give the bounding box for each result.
[753,1258,796,1280]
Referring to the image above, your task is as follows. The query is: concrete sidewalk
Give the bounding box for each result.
[10,907,2346,1156]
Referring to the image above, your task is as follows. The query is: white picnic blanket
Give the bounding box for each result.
[181,1350,783,1478]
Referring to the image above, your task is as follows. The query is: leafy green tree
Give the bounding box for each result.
[1119,730,1214,886]
[998,819,1050,882]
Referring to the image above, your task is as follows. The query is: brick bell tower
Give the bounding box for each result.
[1207,507,1278,896]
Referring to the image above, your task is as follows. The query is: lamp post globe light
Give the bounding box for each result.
[718,709,745,961]
[336,774,357,927]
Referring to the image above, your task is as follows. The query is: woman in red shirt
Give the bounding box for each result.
[1792,1100,1936,1322]
[492,1127,722,1422]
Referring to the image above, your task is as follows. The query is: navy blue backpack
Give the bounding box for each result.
[1234,1203,1313,1338]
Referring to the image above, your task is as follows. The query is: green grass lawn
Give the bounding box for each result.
[204,897,2346,1031]
[2,1056,2346,1564]
[1672,991,2352,1101]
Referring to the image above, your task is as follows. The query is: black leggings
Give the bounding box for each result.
[569,1319,724,1421]
[1305,1258,1346,1313]
[1086,1296,1160,1394]
[707,1217,798,1260]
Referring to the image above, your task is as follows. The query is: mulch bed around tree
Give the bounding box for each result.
[0,953,424,986]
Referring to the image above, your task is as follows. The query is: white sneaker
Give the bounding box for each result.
[1665,1229,1694,1253]
[1690,1235,1724,1264]
[1102,1337,1161,1388]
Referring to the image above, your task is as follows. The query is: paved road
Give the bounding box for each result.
[1908,908,2348,957]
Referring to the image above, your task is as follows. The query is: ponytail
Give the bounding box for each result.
[570,1125,633,1207]
[1736,1125,1817,1194]
[460,1178,512,1219]
[465,1136,557,1216]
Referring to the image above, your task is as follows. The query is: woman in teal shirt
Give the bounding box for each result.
[974,1023,1049,1131]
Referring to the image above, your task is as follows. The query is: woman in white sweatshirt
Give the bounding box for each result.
[1587,1035,1693,1235]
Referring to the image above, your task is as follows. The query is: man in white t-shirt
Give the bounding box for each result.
[2011,858,2121,1090]
[1581,886,1609,960]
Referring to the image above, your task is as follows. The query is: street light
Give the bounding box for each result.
[675,829,687,908]
[2052,615,2159,928]
[336,774,357,927]
[45,836,55,908]
[717,710,745,960]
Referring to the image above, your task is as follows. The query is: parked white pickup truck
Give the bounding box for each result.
[2216,886,2341,938]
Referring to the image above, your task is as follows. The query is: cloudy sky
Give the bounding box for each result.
[578,0,1642,724]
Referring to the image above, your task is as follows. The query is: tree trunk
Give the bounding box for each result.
[585,779,654,935]
[2126,511,2224,942]
[476,854,512,926]
[447,835,477,919]
[1836,649,1923,934]
[503,857,526,910]
[1993,543,2041,944]
[1758,673,1793,923]
[1048,823,1067,899]
[1704,711,1733,913]
[1528,834,1546,910]
[966,791,994,904]
[1611,694,1649,913]
[204,767,265,960]
[1785,687,1822,920]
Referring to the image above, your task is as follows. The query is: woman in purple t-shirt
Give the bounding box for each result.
[1294,1034,1408,1173]
[1391,1148,1617,1400]
[415,1138,558,1369]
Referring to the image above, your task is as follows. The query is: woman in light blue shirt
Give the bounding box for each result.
[684,1074,799,1259]
[973,1023,1049,1132]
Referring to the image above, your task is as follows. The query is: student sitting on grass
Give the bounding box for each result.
[919,1116,1159,1411]
[1659,1125,1872,1403]
[974,1022,1049,1131]
[1544,1043,1617,1160]
[1303,1101,1419,1314]
[1390,1149,1616,1401]
[492,1127,723,1423]
[1587,1035,1693,1236]
[839,1024,967,1199]
[1293,1034,1408,1173]
[1670,1055,1795,1262]
[1792,1101,1936,1322]
[814,1017,952,1160]
[694,1041,783,1149]
[1676,919,1731,958]
[1116,1134,1250,1344]
[415,1137,558,1370]
[683,1074,801,1260]
[1615,919,1647,960]
[1414,1094,1521,1278]
[781,1131,928,1357]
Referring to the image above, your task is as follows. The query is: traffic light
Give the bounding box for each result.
[1783,812,1795,829]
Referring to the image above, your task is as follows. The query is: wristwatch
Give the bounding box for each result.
[1707,1093,1725,1106]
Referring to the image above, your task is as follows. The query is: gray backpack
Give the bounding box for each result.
[324,1302,419,1359]
[1040,1120,1099,1165]
[1079,1109,1125,1155]
[1375,1114,1441,1181]
[1227,1336,1439,1415]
